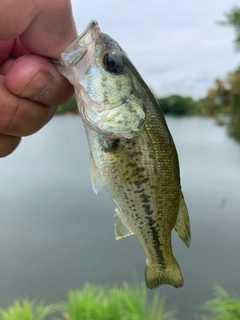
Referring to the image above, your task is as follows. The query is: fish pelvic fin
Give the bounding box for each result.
[145,258,184,289]
[90,154,102,194]
[114,207,134,240]
[174,191,191,247]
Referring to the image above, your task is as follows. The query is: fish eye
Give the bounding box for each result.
[103,52,123,74]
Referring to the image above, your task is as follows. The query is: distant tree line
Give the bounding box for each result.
[157,95,201,116]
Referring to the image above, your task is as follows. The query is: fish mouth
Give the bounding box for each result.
[60,20,100,68]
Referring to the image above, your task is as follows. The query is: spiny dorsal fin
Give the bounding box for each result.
[114,207,134,240]
[90,154,102,194]
[174,191,191,247]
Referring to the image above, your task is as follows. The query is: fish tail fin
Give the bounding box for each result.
[145,258,183,289]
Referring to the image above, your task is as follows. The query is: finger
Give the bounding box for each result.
[0,134,21,158]
[5,54,74,107]
[12,38,29,57]
[0,0,77,59]
[0,39,28,69]
[0,40,14,64]
[0,57,15,76]
[0,0,37,39]
[0,76,56,137]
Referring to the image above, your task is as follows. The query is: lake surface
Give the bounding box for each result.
[0,116,240,319]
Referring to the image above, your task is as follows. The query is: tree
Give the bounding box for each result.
[204,68,240,141]
[219,6,240,51]
[201,7,240,141]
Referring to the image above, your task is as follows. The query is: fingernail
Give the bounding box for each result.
[21,71,53,100]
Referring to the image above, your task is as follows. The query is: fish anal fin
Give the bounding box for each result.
[114,208,134,240]
[174,191,191,247]
[145,257,184,289]
[90,154,102,194]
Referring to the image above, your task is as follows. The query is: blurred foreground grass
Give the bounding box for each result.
[0,283,239,320]
[59,283,175,320]
[201,283,240,320]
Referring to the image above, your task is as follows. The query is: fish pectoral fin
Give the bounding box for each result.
[90,154,102,194]
[174,191,191,247]
[114,207,134,240]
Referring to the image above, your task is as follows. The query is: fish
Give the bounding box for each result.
[54,21,191,289]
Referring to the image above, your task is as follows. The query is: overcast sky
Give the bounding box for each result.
[71,0,239,99]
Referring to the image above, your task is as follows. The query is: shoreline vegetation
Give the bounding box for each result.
[0,283,239,320]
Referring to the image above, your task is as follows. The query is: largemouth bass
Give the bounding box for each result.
[55,21,190,289]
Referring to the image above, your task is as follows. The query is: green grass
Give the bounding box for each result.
[0,299,58,320]
[0,283,239,320]
[202,283,240,320]
[58,283,176,320]
[0,284,175,320]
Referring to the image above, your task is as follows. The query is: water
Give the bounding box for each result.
[0,116,240,319]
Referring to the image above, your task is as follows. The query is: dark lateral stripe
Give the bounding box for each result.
[143,204,153,215]
[145,216,165,264]
[135,181,165,264]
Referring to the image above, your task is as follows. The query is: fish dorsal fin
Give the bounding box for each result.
[90,154,102,194]
[174,191,191,247]
[114,207,134,240]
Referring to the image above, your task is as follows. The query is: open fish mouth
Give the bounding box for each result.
[60,20,100,67]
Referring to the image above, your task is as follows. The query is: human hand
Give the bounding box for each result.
[0,0,78,157]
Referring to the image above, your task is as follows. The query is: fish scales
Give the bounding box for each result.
[55,20,191,289]
[86,95,180,260]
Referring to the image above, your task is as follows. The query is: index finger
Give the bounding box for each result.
[0,0,77,59]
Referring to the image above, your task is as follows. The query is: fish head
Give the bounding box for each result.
[55,21,145,138]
